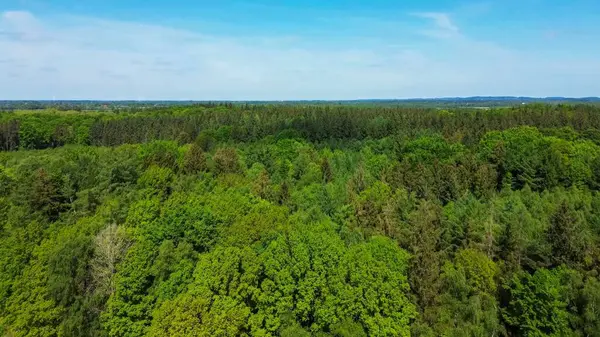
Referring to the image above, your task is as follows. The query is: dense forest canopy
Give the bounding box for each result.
[1,103,600,336]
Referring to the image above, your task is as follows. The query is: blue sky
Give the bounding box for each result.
[1,0,599,99]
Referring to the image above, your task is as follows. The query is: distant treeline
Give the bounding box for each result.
[2,104,600,151]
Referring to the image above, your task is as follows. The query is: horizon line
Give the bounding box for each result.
[2,96,600,102]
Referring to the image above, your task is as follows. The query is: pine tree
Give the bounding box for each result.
[320,157,333,183]
[408,200,443,309]
[547,201,588,267]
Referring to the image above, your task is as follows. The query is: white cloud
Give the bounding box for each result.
[0,10,599,99]
[2,10,36,25]
[1,10,43,40]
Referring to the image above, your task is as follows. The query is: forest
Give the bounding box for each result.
[1,103,600,336]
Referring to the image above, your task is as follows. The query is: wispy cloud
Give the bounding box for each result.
[0,10,450,99]
[414,12,459,32]
[1,9,599,99]
[412,12,461,39]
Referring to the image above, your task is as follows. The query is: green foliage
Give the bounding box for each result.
[547,200,591,267]
[103,239,158,337]
[138,192,220,251]
[139,140,180,170]
[150,226,414,337]
[213,147,242,174]
[580,277,600,336]
[0,165,14,196]
[407,200,443,309]
[452,249,499,293]
[195,130,217,152]
[479,126,600,190]
[416,249,502,337]
[502,268,572,337]
[137,166,174,197]
[399,135,465,165]
[182,143,207,174]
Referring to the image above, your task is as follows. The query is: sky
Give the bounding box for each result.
[1,0,600,100]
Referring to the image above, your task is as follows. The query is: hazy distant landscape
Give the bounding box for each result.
[2,96,600,111]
